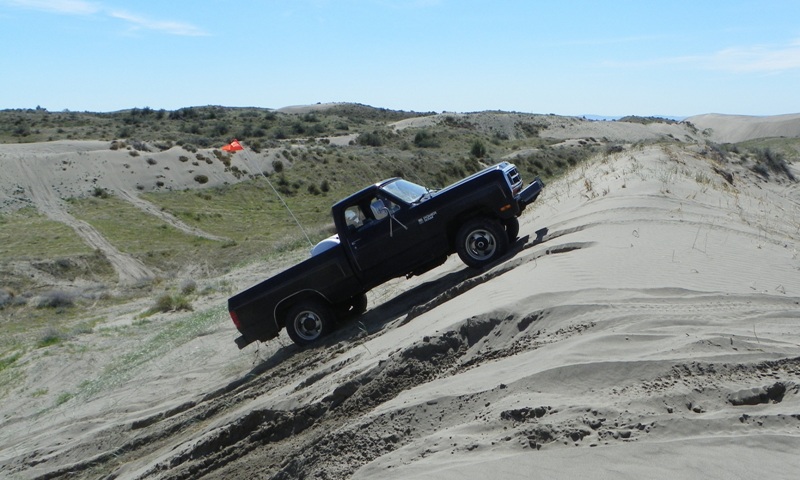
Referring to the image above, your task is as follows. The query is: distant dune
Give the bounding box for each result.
[685,113,800,143]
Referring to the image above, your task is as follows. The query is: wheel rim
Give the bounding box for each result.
[464,228,497,261]
[293,310,323,341]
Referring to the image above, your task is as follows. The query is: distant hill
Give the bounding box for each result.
[685,113,800,143]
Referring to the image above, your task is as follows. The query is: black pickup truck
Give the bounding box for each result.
[228,162,543,348]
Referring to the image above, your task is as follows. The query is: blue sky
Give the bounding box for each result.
[1,0,799,116]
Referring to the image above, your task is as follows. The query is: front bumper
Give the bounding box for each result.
[516,177,545,209]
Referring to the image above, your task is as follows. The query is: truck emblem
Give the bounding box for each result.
[419,211,437,224]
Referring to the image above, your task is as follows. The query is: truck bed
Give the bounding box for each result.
[228,245,362,346]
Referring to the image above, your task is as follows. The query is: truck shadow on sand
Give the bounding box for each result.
[342,229,551,335]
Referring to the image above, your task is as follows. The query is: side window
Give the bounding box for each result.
[344,205,365,228]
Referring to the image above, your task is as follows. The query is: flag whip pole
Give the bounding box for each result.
[224,140,314,248]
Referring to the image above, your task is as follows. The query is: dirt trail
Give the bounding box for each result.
[115,189,230,242]
[14,157,155,284]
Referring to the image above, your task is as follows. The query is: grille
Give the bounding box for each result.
[505,167,522,194]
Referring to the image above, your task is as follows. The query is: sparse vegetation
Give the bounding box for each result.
[33,290,76,309]
[0,352,22,373]
[151,292,193,314]
[751,147,795,180]
[180,279,197,295]
[37,326,67,348]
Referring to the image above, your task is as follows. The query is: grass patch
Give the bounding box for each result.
[0,351,22,373]
[36,326,67,348]
[67,195,220,270]
[0,207,92,261]
[55,391,74,406]
[31,388,48,397]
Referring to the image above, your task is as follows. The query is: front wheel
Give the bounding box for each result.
[455,217,509,269]
[285,301,335,346]
[503,217,520,243]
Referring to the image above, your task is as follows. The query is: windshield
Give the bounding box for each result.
[381,179,429,204]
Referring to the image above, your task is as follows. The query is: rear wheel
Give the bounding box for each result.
[455,217,509,268]
[336,293,368,319]
[350,293,368,316]
[285,301,335,346]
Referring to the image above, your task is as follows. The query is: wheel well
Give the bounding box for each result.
[274,290,331,331]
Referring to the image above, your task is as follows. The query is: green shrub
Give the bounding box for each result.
[194,174,209,184]
[34,290,76,309]
[92,186,110,198]
[470,139,487,158]
[180,279,197,295]
[414,130,440,148]
[153,293,192,313]
[37,326,66,348]
[357,131,385,147]
[55,392,74,406]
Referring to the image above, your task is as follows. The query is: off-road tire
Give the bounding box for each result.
[285,300,335,346]
[336,293,368,319]
[503,217,520,243]
[455,217,509,269]
[350,293,368,316]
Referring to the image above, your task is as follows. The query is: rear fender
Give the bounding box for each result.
[273,290,332,332]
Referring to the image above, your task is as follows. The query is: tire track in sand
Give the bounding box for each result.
[115,189,230,242]
[14,158,155,285]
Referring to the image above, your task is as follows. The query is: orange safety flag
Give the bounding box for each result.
[222,139,244,152]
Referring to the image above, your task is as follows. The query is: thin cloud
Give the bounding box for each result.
[710,40,800,73]
[602,39,800,74]
[109,10,208,37]
[4,0,207,36]
[4,0,99,15]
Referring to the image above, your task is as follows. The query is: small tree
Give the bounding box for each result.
[470,139,487,158]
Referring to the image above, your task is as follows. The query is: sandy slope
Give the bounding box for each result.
[685,113,800,143]
[2,139,798,479]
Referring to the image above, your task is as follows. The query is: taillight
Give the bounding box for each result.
[229,310,242,329]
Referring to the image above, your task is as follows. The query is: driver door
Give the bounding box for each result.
[344,195,420,284]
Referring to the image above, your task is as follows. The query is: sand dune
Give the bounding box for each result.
[685,113,800,143]
[2,136,798,478]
